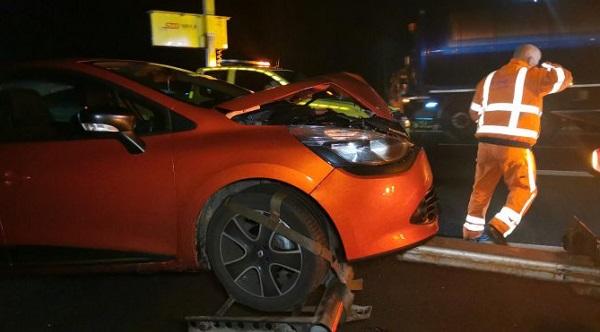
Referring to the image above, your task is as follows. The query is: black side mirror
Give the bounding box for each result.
[78,106,145,154]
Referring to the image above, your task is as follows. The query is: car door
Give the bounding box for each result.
[0,76,26,269]
[0,70,178,265]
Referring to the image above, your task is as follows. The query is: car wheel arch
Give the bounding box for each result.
[194,178,346,269]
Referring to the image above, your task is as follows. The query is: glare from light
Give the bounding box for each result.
[425,101,439,109]
[383,185,396,196]
[370,140,389,157]
[81,123,119,132]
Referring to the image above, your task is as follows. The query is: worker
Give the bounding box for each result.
[463,44,573,244]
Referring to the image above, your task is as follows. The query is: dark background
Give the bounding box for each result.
[0,0,424,94]
[5,0,600,95]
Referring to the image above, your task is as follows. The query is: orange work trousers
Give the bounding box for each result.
[465,143,538,237]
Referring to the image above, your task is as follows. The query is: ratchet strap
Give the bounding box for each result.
[225,191,350,284]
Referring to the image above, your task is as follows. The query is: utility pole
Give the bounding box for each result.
[203,0,217,67]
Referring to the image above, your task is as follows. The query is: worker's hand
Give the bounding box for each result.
[463,226,484,240]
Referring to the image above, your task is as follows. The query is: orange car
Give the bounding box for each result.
[0,60,438,311]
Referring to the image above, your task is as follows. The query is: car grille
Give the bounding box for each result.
[410,188,439,225]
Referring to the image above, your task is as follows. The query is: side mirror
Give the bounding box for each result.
[78,106,145,154]
[592,148,599,175]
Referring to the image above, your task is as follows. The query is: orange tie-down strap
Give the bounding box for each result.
[223,192,359,288]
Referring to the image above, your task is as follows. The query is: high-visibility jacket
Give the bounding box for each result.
[469,59,573,148]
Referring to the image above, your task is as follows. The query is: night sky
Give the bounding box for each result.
[1,1,600,94]
[0,0,426,93]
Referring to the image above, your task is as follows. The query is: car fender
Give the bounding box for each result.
[175,162,334,268]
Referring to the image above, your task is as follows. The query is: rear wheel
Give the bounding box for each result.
[441,109,476,141]
[206,186,329,312]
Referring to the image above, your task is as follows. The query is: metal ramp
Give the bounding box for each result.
[397,236,600,296]
[186,267,371,332]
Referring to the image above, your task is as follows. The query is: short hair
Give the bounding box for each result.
[513,44,541,61]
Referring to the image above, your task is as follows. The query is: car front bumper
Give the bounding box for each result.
[310,149,439,260]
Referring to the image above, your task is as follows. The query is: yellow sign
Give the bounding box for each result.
[148,10,229,49]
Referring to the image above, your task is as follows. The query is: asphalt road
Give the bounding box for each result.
[1,255,599,332]
[414,130,600,246]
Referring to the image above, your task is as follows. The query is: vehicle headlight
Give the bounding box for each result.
[289,125,413,166]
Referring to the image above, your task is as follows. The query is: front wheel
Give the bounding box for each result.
[206,187,329,312]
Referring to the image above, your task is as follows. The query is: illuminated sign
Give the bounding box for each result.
[148,10,229,49]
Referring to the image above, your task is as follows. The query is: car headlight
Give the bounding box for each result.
[289,125,413,166]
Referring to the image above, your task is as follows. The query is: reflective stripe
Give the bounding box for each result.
[512,68,528,105]
[494,210,518,237]
[495,151,538,237]
[485,103,540,115]
[509,67,529,128]
[466,215,485,225]
[481,72,496,126]
[499,207,521,223]
[550,67,565,94]
[482,72,495,108]
[520,191,537,216]
[526,149,537,192]
[542,63,566,94]
[470,102,483,113]
[503,223,517,237]
[494,212,515,228]
[464,222,485,232]
[477,125,539,139]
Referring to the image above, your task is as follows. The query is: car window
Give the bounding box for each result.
[115,91,171,135]
[272,70,304,83]
[0,71,172,142]
[0,75,86,142]
[235,70,280,91]
[203,69,228,81]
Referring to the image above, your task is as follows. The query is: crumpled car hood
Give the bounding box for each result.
[216,72,392,120]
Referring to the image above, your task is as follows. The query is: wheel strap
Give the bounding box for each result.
[224,192,348,284]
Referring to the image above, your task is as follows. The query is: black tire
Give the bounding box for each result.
[206,186,329,312]
[441,109,476,141]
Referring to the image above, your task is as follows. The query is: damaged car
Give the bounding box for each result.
[0,59,438,311]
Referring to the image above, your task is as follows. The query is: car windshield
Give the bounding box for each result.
[273,69,305,83]
[90,61,249,108]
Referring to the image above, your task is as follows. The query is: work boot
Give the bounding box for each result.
[486,225,507,245]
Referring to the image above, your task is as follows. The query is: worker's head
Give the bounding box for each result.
[513,44,542,67]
